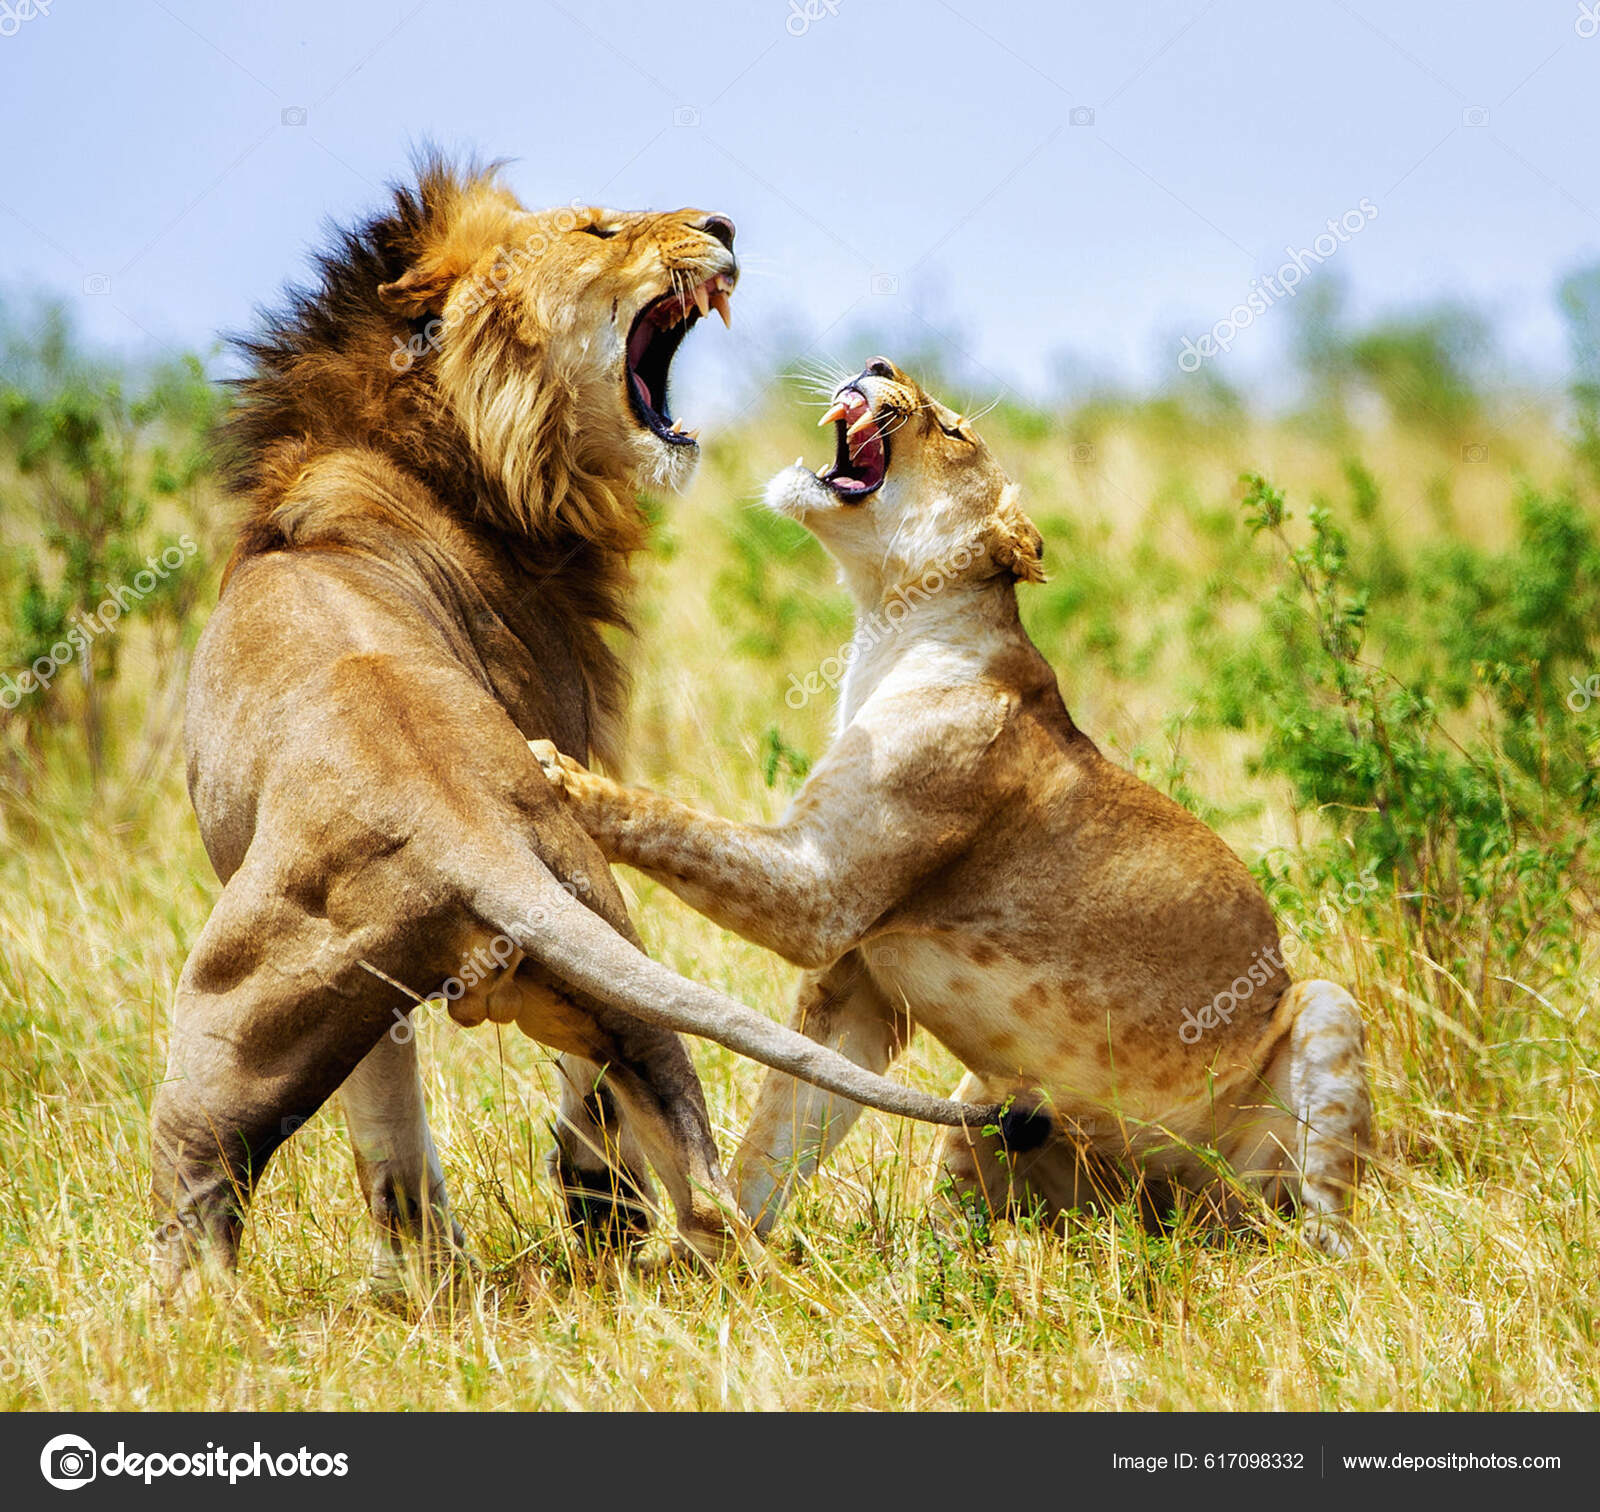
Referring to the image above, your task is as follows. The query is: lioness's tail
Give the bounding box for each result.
[473,864,997,1130]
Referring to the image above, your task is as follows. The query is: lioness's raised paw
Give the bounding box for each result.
[528,738,586,793]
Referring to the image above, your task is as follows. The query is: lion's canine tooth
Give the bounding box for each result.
[710,290,732,327]
[684,428,700,441]
[847,412,877,440]
[693,283,710,319]
[819,401,848,426]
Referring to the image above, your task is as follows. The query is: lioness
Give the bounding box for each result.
[152,171,990,1295]
[533,357,1373,1253]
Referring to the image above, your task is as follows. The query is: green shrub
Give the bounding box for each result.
[1208,473,1598,1005]
[0,309,219,798]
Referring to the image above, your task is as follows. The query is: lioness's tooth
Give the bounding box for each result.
[819,401,848,426]
[693,283,710,318]
[710,290,732,327]
[847,412,877,439]
[684,428,700,441]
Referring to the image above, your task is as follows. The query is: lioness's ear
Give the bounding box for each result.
[987,483,1046,584]
[377,256,462,317]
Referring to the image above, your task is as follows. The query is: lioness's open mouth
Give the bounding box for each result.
[626,273,734,447]
[815,384,888,499]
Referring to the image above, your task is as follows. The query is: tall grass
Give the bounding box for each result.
[1,306,1596,1410]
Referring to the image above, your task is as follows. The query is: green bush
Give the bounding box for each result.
[0,306,220,798]
[1207,473,1598,1004]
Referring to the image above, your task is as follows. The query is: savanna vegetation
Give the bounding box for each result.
[1,277,1596,1410]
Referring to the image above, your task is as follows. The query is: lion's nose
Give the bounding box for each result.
[699,214,736,251]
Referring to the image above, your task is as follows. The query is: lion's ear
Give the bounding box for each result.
[986,483,1046,584]
[377,256,462,317]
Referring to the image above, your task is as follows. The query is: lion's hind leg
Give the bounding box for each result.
[548,1053,658,1251]
[339,1029,469,1292]
[1224,978,1372,1255]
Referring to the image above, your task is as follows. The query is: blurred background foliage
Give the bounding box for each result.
[4,268,1599,1024]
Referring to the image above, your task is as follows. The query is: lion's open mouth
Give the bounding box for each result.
[626,273,734,447]
[815,384,888,499]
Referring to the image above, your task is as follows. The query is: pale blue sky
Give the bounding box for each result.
[2,0,1597,411]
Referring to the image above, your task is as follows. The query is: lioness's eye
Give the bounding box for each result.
[581,223,619,239]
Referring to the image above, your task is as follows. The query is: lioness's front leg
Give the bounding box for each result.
[733,953,910,1235]
[529,740,889,968]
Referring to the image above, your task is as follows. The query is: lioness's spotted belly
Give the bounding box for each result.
[861,933,1214,1126]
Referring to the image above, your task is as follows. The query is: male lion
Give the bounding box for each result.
[533,357,1374,1254]
[152,170,990,1296]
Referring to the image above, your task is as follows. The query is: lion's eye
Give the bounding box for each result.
[581,223,619,239]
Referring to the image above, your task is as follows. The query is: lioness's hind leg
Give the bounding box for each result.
[1286,979,1372,1251]
[1227,979,1372,1254]
[339,1028,466,1289]
[934,1075,1126,1232]
[932,1074,1012,1230]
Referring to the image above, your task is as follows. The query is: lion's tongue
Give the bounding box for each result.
[628,317,664,412]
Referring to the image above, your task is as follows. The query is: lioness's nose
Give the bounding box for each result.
[699,214,736,251]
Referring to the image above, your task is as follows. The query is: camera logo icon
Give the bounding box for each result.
[1463,105,1490,127]
[281,106,308,127]
[82,274,110,296]
[869,272,899,296]
[673,106,700,127]
[1069,106,1095,126]
[40,1434,97,1490]
[1460,442,1488,463]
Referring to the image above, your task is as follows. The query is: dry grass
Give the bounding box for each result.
[0,400,1595,1410]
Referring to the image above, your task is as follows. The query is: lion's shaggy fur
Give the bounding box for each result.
[219,156,639,763]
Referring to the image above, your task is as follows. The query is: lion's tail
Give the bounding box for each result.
[471,863,997,1130]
